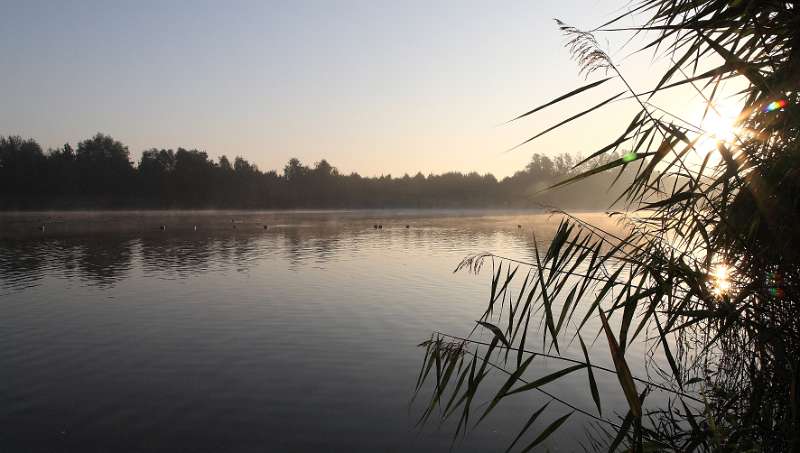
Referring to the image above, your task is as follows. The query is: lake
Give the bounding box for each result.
[1,210,636,452]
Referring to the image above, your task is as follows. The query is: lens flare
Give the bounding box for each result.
[763,99,787,112]
[767,271,785,298]
[769,287,785,298]
[622,151,638,163]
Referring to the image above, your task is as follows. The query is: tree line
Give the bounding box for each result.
[0,133,629,210]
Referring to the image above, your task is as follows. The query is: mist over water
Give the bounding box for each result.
[1,210,632,452]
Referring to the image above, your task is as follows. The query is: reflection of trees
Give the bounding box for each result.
[278,224,351,270]
[1,213,560,292]
[0,236,138,290]
[75,237,134,287]
[281,228,307,268]
[138,233,264,277]
[139,235,215,278]
[0,240,46,291]
[231,235,260,274]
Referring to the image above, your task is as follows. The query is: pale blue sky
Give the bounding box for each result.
[1,0,684,177]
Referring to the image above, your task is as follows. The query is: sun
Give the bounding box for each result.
[700,100,744,143]
[691,100,745,162]
[701,105,740,143]
[711,263,732,298]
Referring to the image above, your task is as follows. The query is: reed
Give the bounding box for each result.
[415,1,800,450]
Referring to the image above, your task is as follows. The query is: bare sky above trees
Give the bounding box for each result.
[2,0,697,178]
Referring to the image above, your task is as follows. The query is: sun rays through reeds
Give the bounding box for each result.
[414,1,800,450]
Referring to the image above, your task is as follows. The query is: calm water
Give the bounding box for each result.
[1,210,635,452]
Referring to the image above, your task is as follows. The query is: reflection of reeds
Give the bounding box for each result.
[415,1,800,450]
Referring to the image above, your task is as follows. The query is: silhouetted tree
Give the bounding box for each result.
[0,134,633,209]
[0,135,47,208]
[75,133,134,201]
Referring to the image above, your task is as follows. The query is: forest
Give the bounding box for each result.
[0,133,629,210]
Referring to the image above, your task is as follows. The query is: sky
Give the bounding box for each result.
[1,0,703,178]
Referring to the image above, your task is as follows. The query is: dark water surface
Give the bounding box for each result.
[1,210,634,452]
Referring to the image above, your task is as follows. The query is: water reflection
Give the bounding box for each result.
[1,212,572,292]
[139,235,216,279]
[0,210,619,452]
[0,237,132,291]
[76,237,135,287]
[0,239,47,291]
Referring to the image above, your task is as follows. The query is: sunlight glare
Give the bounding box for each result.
[700,102,741,144]
[711,263,732,298]
[691,101,745,166]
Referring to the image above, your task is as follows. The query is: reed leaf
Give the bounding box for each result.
[507,77,614,123]
[505,364,586,397]
[520,411,574,452]
[598,307,641,418]
[579,334,603,416]
[505,402,551,453]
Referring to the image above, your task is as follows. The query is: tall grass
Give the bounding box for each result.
[414,1,799,450]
